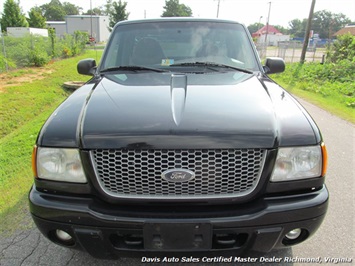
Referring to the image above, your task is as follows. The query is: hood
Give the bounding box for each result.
[80,72,317,149]
[81,72,280,149]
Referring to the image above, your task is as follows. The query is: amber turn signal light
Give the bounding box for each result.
[32,145,38,178]
[321,142,327,177]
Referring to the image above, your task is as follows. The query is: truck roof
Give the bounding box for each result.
[114,17,243,27]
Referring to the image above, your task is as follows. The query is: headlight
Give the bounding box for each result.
[271,145,324,182]
[35,147,87,183]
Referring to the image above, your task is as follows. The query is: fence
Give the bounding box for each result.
[256,41,326,63]
[0,31,88,72]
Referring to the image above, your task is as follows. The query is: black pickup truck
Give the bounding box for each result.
[30,18,328,259]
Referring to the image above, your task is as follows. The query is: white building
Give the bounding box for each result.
[257,34,291,46]
[46,15,110,42]
[46,21,66,36]
[7,27,48,38]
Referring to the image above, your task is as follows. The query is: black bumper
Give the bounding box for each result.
[29,185,328,259]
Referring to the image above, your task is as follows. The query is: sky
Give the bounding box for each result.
[0,0,354,28]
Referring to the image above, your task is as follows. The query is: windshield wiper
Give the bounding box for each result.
[170,62,254,74]
[100,65,168,73]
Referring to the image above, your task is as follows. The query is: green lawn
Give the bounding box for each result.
[271,62,354,124]
[272,79,355,124]
[0,50,102,228]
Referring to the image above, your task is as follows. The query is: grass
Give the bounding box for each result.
[0,50,102,233]
[273,79,355,124]
[8,69,36,77]
[271,62,355,124]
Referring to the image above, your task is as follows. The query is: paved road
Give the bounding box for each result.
[1,98,354,266]
[291,98,354,261]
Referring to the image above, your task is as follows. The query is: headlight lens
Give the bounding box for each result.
[36,147,87,183]
[271,146,322,182]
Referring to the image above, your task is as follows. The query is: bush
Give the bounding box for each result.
[0,54,16,70]
[29,48,50,67]
[326,34,355,63]
[2,35,32,67]
[272,60,354,108]
[0,31,88,71]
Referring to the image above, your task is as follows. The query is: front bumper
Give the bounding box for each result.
[29,185,328,259]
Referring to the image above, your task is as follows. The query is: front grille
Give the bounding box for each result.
[91,149,266,199]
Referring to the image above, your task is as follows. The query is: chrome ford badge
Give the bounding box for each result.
[162,169,195,182]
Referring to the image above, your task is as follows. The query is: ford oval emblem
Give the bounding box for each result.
[162,169,195,182]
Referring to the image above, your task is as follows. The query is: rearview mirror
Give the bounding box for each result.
[77,58,97,76]
[264,57,285,74]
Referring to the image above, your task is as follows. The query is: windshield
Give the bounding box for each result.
[100,20,260,72]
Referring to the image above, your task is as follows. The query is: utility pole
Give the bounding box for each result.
[300,0,316,64]
[90,0,93,41]
[216,0,221,18]
[264,2,271,46]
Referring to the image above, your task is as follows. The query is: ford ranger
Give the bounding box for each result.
[29,18,328,259]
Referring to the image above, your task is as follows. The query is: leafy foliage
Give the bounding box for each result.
[247,22,264,35]
[108,0,130,31]
[0,0,29,30]
[288,18,307,38]
[273,25,288,35]
[39,0,81,21]
[0,54,16,70]
[161,0,192,17]
[273,59,355,109]
[0,31,88,71]
[83,7,105,15]
[62,1,82,15]
[27,7,46,28]
[326,34,355,63]
[248,10,351,39]
[312,10,351,39]
[40,0,66,21]
[272,34,355,110]
[29,48,51,67]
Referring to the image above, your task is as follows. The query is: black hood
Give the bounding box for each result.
[81,72,279,149]
[38,71,318,149]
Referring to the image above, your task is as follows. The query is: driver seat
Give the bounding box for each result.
[131,38,165,65]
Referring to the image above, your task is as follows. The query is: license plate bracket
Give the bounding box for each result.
[144,223,212,250]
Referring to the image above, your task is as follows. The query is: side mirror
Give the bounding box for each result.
[263,57,285,74]
[77,58,97,76]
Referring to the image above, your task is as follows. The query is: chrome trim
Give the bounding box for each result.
[90,149,266,200]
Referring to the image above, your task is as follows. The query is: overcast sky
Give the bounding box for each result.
[0,0,354,27]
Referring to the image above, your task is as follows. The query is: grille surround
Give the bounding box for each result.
[90,149,266,200]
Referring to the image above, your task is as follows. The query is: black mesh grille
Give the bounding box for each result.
[91,149,266,199]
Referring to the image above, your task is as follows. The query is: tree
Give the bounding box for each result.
[326,34,355,63]
[39,0,82,21]
[104,0,114,15]
[108,0,129,31]
[161,0,192,17]
[273,25,288,35]
[288,10,351,39]
[40,0,66,21]
[0,0,29,30]
[247,22,264,35]
[27,7,46,28]
[288,18,307,38]
[83,7,104,15]
[62,2,82,15]
[312,10,351,39]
